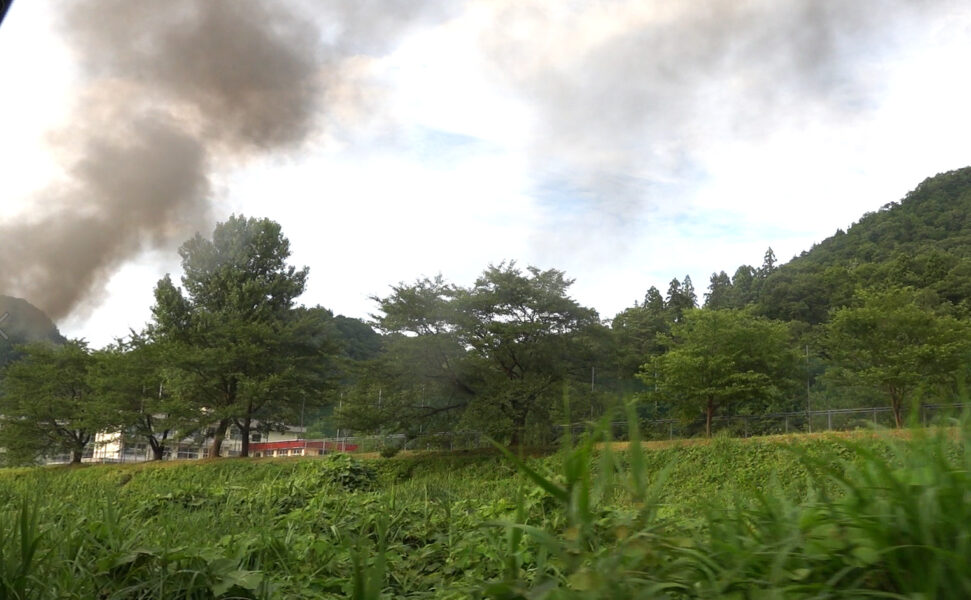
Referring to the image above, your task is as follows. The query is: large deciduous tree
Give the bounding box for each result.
[90,336,199,460]
[0,340,112,463]
[643,308,800,437]
[824,287,970,427]
[454,263,601,443]
[149,215,338,457]
[369,263,601,445]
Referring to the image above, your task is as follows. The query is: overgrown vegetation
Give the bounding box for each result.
[0,420,969,598]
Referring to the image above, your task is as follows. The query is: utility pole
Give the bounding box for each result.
[590,366,595,417]
[300,397,305,439]
[806,344,812,433]
[337,393,344,452]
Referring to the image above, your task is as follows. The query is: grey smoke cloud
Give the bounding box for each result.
[0,0,450,320]
[0,113,209,319]
[480,0,947,222]
[61,0,323,152]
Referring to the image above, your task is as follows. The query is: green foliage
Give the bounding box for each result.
[0,340,113,464]
[825,287,971,426]
[665,275,697,323]
[703,270,733,309]
[644,308,802,436]
[91,336,200,460]
[320,453,376,491]
[379,444,402,459]
[365,262,602,443]
[758,167,971,323]
[149,215,340,456]
[611,285,671,380]
[333,316,383,362]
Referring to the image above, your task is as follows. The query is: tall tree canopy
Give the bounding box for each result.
[643,308,801,437]
[704,271,733,310]
[90,336,199,460]
[0,340,111,463]
[665,276,697,323]
[149,216,339,457]
[366,262,601,444]
[612,286,675,382]
[824,287,971,427]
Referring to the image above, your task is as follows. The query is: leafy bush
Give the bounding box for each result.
[379,444,401,459]
[320,452,376,491]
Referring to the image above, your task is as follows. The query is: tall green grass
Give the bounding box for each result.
[0,422,968,598]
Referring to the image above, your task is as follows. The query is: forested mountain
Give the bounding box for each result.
[755,167,971,324]
[0,295,65,367]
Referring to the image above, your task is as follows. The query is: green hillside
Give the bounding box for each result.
[757,166,971,324]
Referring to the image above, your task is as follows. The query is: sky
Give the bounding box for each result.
[1,0,970,347]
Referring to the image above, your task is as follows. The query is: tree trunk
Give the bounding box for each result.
[706,397,714,438]
[71,447,83,463]
[149,438,165,461]
[891,394,903,428]
[509,426,524,450]
[239,417,252,458]
[507,399,529,450]
[211,419,231,457]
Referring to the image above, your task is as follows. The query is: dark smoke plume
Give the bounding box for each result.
[0,0,450,320]
[0,0,324,318]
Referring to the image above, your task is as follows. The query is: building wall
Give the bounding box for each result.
[64,425,314,464]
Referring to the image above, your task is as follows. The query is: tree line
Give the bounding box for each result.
[4,166,971,463]
[1,216,339,463]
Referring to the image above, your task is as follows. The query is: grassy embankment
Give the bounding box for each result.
[0,424,968,598]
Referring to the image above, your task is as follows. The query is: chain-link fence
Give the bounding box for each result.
[52,402,971,464]
[551,403,971,443]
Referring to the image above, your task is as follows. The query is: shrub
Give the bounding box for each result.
[379,444,401,459]
[320,452,376,491]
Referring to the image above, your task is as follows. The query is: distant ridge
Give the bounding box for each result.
[0,295,65,367]
[758,166,971,324]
